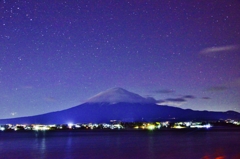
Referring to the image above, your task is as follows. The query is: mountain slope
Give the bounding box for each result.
[0,88,240,124]
[86,87,156,104]
[1,102,240,124]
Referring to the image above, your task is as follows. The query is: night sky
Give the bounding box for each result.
[1,0,240,119]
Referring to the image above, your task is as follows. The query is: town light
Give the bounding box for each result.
[147,124,155,130]
[68,123,74,129]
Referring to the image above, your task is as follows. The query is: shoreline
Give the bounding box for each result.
[1,126,240,133]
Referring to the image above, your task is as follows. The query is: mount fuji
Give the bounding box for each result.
[0,87,240,124]
[86,87,156,104]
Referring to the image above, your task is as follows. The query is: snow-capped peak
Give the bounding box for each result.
[86,87,156,104]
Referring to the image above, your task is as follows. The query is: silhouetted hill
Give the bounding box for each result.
[1,102,240,124]
[1,87,240,124]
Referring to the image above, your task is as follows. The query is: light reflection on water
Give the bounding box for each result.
[0,130,240,159]
[40,137,46,156]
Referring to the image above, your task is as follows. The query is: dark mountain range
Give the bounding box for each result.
[0,88,240,124]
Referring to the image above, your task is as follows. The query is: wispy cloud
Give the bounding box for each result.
[200,45,239,55]
[156,93,197,107]
[10,112,17,116]
[154,89,175,94]
[205,78,240,93]
[183,95,196,99]
[228,78,240,88]
[157,98,186,107]
[206,86,228,92]
[202,97,211,100]
[165,98,186,102]
[44,97,57,102]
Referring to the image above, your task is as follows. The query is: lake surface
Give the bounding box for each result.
[1,129,240,159]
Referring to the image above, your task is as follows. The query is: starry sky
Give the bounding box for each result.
[0,0,240,119]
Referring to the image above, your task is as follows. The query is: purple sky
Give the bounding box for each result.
[0,0,240,119]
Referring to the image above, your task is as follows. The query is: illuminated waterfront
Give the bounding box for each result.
[1,120,240,158]
[1,119,240,132]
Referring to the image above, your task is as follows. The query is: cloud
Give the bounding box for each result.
[200,45,239,55]
[202,97,211,100]
[206,86,228,92]
[205,78,240,93]
[156,94,197,107]
[183,95,196,99]
[10,112,17,116]
[156,99,165,103]
[165,98,186,102]
[157,101,185,107]
[228,78,240,88]
[154,89,175,94]
[157,98,186,107]
[44,97,57,102]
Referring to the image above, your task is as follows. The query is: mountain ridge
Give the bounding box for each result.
[0,88,240,124]
[86,87,156,104]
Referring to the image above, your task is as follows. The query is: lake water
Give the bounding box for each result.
[0,129,240,159]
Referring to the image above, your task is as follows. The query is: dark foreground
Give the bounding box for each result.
[1,128,240,159]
